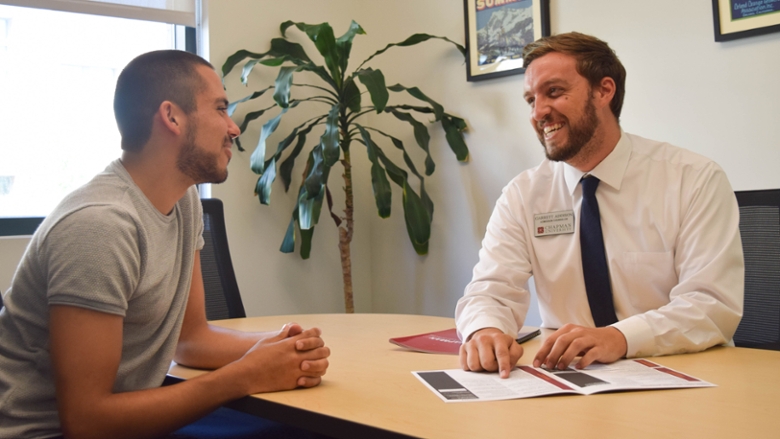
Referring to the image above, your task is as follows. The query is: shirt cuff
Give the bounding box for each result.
[457,317,518,342]
[611,316,655,358]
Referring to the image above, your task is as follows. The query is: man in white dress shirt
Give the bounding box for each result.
[455,32,744,378]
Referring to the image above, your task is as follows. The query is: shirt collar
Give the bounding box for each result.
[564,131,631,195]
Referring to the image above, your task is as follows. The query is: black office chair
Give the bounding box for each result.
[733,189,780,350]
[200,198,246,320]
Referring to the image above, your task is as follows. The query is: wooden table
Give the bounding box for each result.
[167,314,780,439]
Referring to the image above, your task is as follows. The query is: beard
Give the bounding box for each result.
[538,95,599,163]
[176,125,229,184]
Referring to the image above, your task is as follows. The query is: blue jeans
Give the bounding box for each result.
[166,407,333,439]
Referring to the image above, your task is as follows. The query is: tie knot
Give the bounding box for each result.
[581,175,600,196]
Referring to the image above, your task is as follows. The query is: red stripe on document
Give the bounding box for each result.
[518,366,573,390]
[655,367,699,382]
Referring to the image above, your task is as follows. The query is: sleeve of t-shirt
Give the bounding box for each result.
[187,186,205,252]
[43,204,141,317]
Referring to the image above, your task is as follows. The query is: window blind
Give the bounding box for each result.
[0,0,195,26]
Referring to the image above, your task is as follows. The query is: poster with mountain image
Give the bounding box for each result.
[475,0,535,67]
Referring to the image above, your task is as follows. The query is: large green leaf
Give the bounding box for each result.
[303,144,329,199]
[254,125,303,200]
[371,135,434,220]
[372,144,408,187]
[268,38,313,64]
[387,109,434,175]
[240,59,261,85]
[299,225,314,259]
[342,77,361,113]
[295,63,338,89]
[280,210,297,253]
[356,33,466,71]
[273,66,297,108]
[357,126,392,218]
[420,180,433,218]
[335,20,366,73]
[379,143,433,220]
[268,35,335,87]
[279,117,325,191]
[385,104,433,114]
[321,105,341,167]
[273,127,301,160]
[279,20,298,37]
[355,68,388,113]
[388,84,444,121]
[441,114,470,162]
[250,109,286,175]
[228,87,273,117]
[298,184,325,230]
[279,206,315,259]
[402,181,431,255]
[221,49,264,78]
[282,22,341,86]
[237,106,272,134]
[363,127,423,181]
[255,157,276,204]
[238,57,293,84]
[280,133,307,192]
[222,39,313,79]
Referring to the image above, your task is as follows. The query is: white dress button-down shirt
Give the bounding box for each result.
[455,132,744,357]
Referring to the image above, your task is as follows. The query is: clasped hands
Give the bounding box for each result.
[459,324,627,378]
[241,322,330,392]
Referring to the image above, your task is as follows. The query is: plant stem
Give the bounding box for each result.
[338,147,355,313]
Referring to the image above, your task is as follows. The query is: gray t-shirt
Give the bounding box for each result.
[0,160,204,439]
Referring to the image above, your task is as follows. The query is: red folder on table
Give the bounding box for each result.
[390,328,540,355]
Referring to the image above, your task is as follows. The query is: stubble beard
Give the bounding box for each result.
[176,125,230,185]
[538,96,599,163]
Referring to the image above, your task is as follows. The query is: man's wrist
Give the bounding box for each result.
[466,327,503,342]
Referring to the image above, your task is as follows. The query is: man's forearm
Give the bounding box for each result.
[174,324,278,369]
[59,363,248,439]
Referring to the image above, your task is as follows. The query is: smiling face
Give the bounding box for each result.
[176,65,240,184]
[523,52,601,165]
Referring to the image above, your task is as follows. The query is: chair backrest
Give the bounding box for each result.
[200,198,246,320]
[733,189,780,350]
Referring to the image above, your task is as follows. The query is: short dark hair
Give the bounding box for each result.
[113,50,213,152]
[523,32,627,119]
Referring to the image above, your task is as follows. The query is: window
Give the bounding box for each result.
[0,1,198,236]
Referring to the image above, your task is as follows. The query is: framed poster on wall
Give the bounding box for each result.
[713,0,780,41]
[464,0,550,81]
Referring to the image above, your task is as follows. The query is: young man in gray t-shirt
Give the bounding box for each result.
[0,50,331,439]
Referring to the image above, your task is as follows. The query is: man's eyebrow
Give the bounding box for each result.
[538,78,569,89]
[525,77,570,96]
[216,97,229,106]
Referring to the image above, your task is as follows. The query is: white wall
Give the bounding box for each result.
[3,0,778,326]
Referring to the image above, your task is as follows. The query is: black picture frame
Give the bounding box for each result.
[713,0,780,42]
[464,0,550,81]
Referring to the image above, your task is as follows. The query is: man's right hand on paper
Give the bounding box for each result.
[459,327,523,379]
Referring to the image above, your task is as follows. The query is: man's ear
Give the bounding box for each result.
[593,77,616,110]
[158,101,183,136]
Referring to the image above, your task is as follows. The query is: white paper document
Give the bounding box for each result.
[413,359,714,403]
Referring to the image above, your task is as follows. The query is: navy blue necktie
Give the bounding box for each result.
[580,176,618,327]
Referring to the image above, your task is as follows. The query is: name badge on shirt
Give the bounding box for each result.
[534,211,575,237]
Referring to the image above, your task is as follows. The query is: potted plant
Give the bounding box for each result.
[223,20,469,312]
